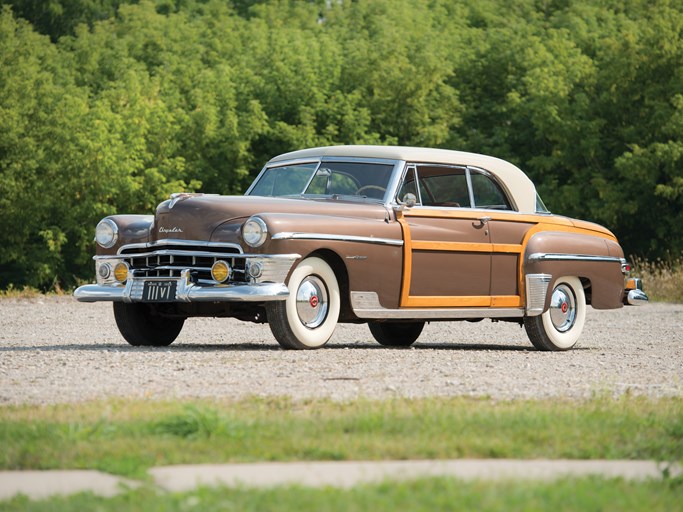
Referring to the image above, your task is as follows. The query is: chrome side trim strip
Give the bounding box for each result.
[350,292,524,319]
[118,239,243,255]
[528,253,623,264]
[525,273,552,316]
[272,232,404,246]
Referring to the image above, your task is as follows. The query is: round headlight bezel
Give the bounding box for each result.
[242,217,268,248]
[95,219,119,249]
[98,262,112,281]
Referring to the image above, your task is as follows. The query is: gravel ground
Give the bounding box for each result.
[0,297,681,405]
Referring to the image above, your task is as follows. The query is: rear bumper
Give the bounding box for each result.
[624,278,648,306]
[625,288,648,306]
[74,269,289,303]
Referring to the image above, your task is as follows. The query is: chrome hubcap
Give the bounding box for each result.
[296,276,328,329]
[549,284,577,332]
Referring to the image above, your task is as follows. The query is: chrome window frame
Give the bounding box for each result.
[395,164,419,204]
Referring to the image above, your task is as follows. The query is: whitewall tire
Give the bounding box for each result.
[266,257,340,349]
[524,276,586,351]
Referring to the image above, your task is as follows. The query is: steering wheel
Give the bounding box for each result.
[356,185,387,197]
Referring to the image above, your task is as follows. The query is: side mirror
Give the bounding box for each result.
[401,193,417,208]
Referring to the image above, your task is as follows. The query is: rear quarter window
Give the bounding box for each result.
[471,173,511,210]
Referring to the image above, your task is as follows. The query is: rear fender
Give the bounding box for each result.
[525,232,625,311]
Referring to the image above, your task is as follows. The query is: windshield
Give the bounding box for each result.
[248,161,395,201]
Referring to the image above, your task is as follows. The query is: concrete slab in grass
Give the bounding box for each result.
[149,459,681,491]
[0,470,139,500]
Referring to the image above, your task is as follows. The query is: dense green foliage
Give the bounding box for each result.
[1,0,682,289]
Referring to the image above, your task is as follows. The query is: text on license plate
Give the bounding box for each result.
[143,281,177,302]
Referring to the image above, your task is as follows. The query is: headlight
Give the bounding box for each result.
[95,219,119,248]
[242,217,268,248]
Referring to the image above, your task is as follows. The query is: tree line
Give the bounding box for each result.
[1,0,682,289]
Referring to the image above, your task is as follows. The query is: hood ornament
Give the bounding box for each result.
[168,192,219,209]
[169,192,204,209]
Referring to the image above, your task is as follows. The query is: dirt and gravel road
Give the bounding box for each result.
[0,297,681,405]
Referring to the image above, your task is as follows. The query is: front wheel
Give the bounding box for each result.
[368,321,425,347]
[523,276,586,351]
[266,257,340,350]
[113,302,185,346]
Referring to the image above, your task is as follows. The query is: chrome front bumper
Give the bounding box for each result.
[74,269,290,303]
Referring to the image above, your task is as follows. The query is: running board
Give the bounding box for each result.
[350,292,525,320]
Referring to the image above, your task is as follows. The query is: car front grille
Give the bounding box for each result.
[119,241,246,283]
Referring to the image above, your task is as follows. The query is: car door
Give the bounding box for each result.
[468,169,532,307]
[396,164,493,308]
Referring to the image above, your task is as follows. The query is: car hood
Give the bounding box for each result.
[152,194,389,243]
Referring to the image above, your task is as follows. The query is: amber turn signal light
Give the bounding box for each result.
[211,260,231,283]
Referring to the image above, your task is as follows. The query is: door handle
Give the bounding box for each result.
[474,216,491,227]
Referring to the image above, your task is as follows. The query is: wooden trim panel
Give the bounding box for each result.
[397,209,618,311]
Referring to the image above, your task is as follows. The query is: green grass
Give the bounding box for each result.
[1,396,681,479]
[2,476,682,512]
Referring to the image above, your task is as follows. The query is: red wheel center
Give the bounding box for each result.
[309,295,319,308]
[561,302,568,313]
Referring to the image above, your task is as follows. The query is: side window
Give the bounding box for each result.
[417,166,471,207]
[398,167,418,202]
[396,164,513,210]
[470,172,511,210]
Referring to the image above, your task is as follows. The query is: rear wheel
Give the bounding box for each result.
[369,321,425,347]
[266,257,340,350]
[524,276,586,351]
[113,302,184,346]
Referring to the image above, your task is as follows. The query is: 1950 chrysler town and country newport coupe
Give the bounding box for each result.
[75,146,648,351]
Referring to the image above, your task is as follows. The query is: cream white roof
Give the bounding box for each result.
[268,145,538,213]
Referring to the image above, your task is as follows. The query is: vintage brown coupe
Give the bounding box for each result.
[75,146,648,350]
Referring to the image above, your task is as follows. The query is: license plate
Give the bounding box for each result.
[143,281,177,302]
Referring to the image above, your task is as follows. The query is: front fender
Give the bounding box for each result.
[254,213,405,310]
[95,215,154,256]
